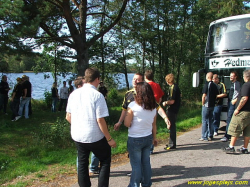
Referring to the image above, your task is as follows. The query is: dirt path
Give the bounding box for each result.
[4,122,250,187]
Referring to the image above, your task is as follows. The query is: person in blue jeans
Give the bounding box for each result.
[200,72,219,141]
[212,74,227,136]
[16,75,32,120]
[221,71,241,142]
[124,82,157,187]
[89,152,99,174]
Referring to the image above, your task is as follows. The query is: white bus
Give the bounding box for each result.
[193,14,250,120]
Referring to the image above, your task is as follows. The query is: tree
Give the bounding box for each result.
[1,0,129,75]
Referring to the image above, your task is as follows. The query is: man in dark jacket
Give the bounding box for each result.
[0,75,10,115]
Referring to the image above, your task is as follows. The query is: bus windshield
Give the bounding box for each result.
[206,18,250,54]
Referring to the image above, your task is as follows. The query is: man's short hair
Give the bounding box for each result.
[85,68,100,83]
[144,70,154,81]
[135,73,144,81]
[2,75,7,80]
[165,73,175,84]
[243,70,250,80]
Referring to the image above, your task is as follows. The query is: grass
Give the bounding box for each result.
[0,94,201,186]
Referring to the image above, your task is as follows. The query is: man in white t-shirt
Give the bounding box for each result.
[58,81,68,111]
[66,68,116,187]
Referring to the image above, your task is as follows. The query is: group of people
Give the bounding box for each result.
[200,70,250,154]
[0,75,32,121]
[66,68,181,187]
[52,77,108,113]
[51,80,74,113]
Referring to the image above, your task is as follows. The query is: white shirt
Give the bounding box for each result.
[60,86,69,99]
[66,84,109,143]
[128,101,156,138]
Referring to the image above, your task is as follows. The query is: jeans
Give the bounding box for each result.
[0,94,8,113]
[76,137,111,187]
[202,106,214,139]
[225,102,235,139]
[18,97,31,119]
[127,134,152,187]
[51,97,58,112]
[167,111,177,148]
[89,152,99,172]
[10,98,20,120]
[212,105,223,133]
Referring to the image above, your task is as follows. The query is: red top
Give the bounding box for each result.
[148,81,164,103]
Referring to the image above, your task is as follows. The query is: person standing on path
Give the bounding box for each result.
[144,70,164,103]
[0,75,10,115]
[114,73,170,131]
[66,68,116,187]
[124,82,157,187]
[144,70,165,154]
[223,70,250,154]
[200,72,219,141]
[162,73,181,150]
[221,71,241,142]
[212,74,227,136]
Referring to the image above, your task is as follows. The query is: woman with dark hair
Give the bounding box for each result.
[124,82,157,187]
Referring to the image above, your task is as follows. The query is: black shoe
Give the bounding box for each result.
[222,146,235,153]
[164,146,176,151]
[127,172,131,176]
[237,147,249,154]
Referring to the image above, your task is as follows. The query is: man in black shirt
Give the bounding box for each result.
[212,74,227,136]
[0,75,10,115]
[10,77,23,121]
[16,75,32,120]
[200,72,219,141]
[98,81,108,99]
[223,70,250,154]
[68,80,74,95]
[162,73,181,150]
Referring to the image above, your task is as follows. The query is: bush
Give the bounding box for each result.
[44,90,52,109]
[32,118,72,148]
[107,88,119,106]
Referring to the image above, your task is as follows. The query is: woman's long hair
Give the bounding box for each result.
[134,82,156,111]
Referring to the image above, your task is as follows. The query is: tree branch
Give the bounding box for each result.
[87,0,129,48]
[87,12,112,19]
[45,0,63,9]
[71,0,80,8]
[39,23,75,48]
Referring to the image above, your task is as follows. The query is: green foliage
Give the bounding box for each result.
[32,118,72,149]
[107,88,119,106]
[44,90,52,109]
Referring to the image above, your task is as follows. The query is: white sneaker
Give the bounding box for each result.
[15,116,21,121]
[214,132,218,136]
[220,137,228,142]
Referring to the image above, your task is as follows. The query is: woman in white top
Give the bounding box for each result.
[124,82,157,187]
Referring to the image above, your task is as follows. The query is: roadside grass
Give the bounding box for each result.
[0,95,201,186]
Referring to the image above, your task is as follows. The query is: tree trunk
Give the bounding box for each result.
[76,48,89,76]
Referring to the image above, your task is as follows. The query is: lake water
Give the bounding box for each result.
[2,72,135,100]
